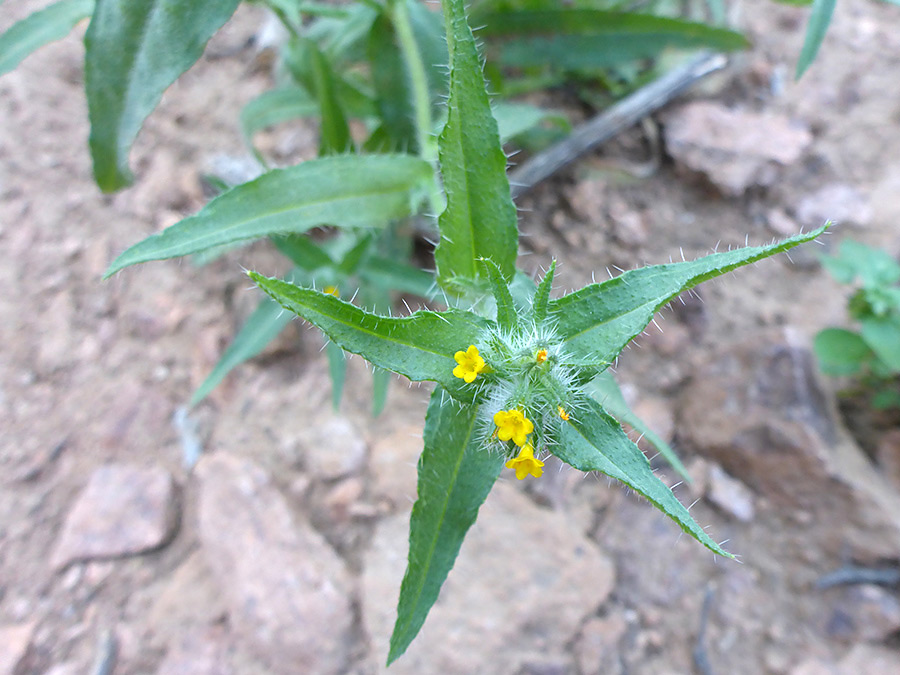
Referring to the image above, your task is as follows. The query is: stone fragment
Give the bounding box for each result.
[362,483,615,674]
[824,584,900,643]
[705,464,756,522]
[837,643,900,674]
[157,627,233,675]
[51,464,179,570]
[567,178,607,222]
[296,416,367,480]
[0,622,35,675]
[679,339,900,561]
[575,615,628,675]
[195,454,353,675]
[796,183,873,229]
[664,101,812,195]
[875,429,900,490]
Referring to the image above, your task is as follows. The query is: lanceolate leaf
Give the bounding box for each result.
[388,389,505,664]
[249,273,492,400]
[795,0,836,79]
[484,259,517,333]
[104,155,433,276]
[585,372,689,481]
[240,87,319,164]
[531,259,556,324]
[0,0,93,77]
[549,226,827,368]
[190,294,295,406]
[368,12,417,151]
[478,10,748,70]
[85,0,241,191]
[434,0,518,292]
[326,341,347,409]
[555,398,732,557]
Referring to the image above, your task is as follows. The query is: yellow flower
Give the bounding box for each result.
[323,285,339,297]
[453,345,486,384]
[493,408,534,447]
[557,405,569,421]
[536,348,548,363]
[505,443,544,480]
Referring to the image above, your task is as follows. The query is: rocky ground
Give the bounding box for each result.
[2,1,900,674]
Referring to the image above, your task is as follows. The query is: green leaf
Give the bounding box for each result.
[479,10,749,70]
[483,258,518,332]
[249,272,492,401]
[368,11,417,151]
[326,341,347,409]
[585,372,689,481]
[407,0,449,103]
[549,225,828,368]
[104,154,433,276]
[813,327,870,376]
[362,257,435,298]
[240,87,319,164]
[492,101,569,142]
[372,366,390,416]
[388,388,505,664]
[190,293,296,406]
[795,0,836,79]
[531,259,556,324]
[822,239,900,288]
[84,0,241,191]
[861,316,900,372]
[434,0,518,292]
[271,234,335,271]
[555,398,732,557]
[0,0,94,77]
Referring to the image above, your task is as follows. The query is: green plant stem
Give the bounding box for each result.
[389,0,443,215]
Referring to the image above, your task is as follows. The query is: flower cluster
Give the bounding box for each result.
[451,324,580,480]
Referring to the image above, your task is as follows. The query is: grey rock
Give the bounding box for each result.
[796,183,873,229]
[0,622,35,675]
[664,101,812,196]
[824,584,900,643]
[297,416,367,480]
[51,464,179,570]
[706,464,756,523]
[837,644,900,674]
[362,483,615,674]
[679,339,900,561]
[575,615,628,675]
[369,425,422,507]
[157,627,233,675]
[195,454,353,675]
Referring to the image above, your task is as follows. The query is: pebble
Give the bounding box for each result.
[706,464,756,522]
[295,416,367,480]
[0,622,35,675]
[51,464,179,570]
[195,453,354,675]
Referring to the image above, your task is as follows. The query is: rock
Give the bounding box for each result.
[575,615,628,675]
[837,644,900,674]
[608,197,649,247]
[195,454,353,675]
[663,101,812,196]
[362,483,615,673]
[824,584,900,643]
[630,395,675,454]
[679,339,900,561]
[0,622,35,675]
[567,178,607,222]
[321,477,364,523]
[51,464,179,570]
[875,429,900,490]
[767,208,799,237]
[296,416,367,480]
[705,464,756,523]
[370,425,423,507]
[157,627,233,675]
[796,183,873,229]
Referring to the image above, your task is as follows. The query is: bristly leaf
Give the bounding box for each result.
[104,154,432,276]
[303,38,354,155]
[585,372,690,481]
[531,259,556,324]
[368,11,417,151]
[434,0,518,292]
[549,225,828,369]
[388,388,505,664]
[555,398,732,558]
[249,273,492,401]
[0,0,94,77]
[240,87,318,166]
[795,0,836,79]
[483,258,517,333]
[84,0,241,191]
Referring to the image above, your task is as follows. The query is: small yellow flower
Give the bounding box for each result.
[493,409,534,447]
[557,405,570,421]
[323,285,339,297]
[535,348,548,363]
[453,345,486,384]
[505,443,544,480]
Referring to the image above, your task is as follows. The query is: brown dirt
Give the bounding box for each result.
[2,0,900,673]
